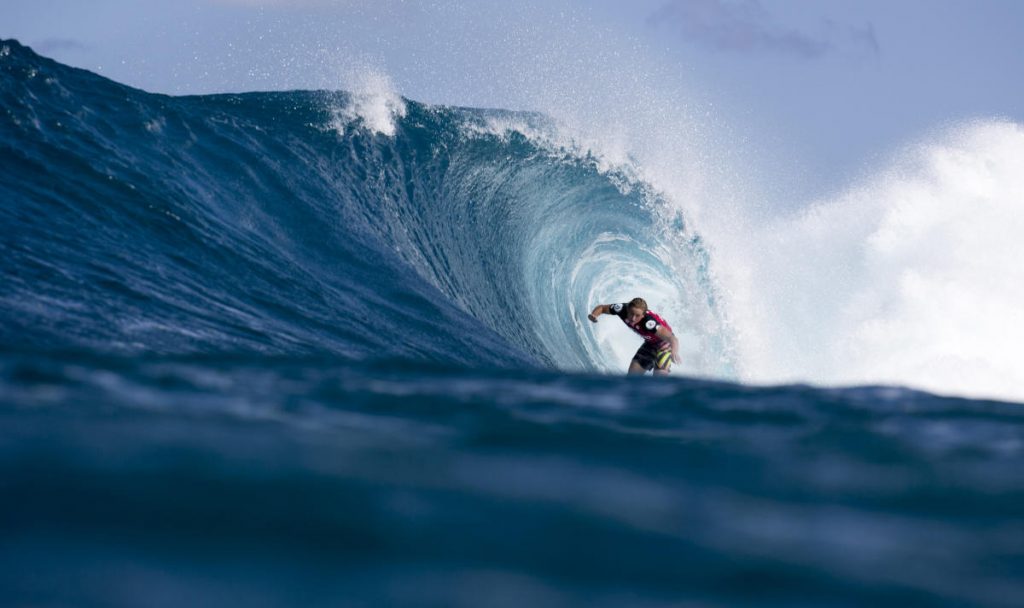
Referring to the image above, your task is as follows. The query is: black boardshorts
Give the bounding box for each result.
[632,341,672,373]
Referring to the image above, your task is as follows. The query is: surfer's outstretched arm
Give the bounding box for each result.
[588,304,610,323]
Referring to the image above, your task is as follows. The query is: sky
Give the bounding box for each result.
[3,0,1023,198]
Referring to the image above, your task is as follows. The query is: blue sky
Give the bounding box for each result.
[4,0,1023,197]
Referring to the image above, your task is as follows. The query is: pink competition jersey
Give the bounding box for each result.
[610,303,673,346]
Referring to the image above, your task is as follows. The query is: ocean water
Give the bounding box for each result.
[2,39,1023,607]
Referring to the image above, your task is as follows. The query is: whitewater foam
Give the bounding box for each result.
[716,120,1024,402]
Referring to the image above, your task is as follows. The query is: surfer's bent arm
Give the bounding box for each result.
[656,326,681,363]
[588,304,611,323]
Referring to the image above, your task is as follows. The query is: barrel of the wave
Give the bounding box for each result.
[588,297,680,375]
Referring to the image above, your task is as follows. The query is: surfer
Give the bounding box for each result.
[588,297,680,376]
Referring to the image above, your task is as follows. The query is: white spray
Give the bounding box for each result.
[712,120,1024,401]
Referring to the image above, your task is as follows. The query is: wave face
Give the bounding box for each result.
[0,39,729,375]
[4,40,1024,607]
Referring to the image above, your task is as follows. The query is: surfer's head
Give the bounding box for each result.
[627,297,648,323]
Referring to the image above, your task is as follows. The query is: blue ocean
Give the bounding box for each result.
[3,39,1023,607]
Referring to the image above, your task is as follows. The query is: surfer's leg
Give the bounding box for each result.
[629,344,654,375]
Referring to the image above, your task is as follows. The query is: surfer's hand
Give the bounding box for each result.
[587,313,598,323]
[672,352,681,364]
